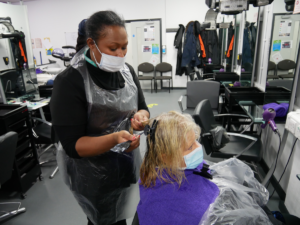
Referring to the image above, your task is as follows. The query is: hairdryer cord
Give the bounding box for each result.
[266,131,281,189]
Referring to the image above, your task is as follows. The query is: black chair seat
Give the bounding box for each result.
[155,76,172,80]
[138,76,153,80]
[33,123,52,144]
[211,134,262,162]
[279,74,294,79]
[267,75,279,79]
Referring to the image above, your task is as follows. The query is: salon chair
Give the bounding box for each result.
[0,132,26,222]
[178,81,221,115]
[267,61,278,80]
[193,99,262,165]
[277,59,296,79]
[137,63,154,93]
[32,118,59,179]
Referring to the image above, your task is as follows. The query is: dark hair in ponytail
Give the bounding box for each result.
[85,10,125,41]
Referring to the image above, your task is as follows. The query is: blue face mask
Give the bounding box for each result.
[183,146,203,170]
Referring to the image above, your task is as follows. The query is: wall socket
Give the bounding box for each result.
[286,112,300,137]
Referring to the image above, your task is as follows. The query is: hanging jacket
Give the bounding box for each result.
[226,26,234,65]
[174,24,185,76]
[200,29,220,65]
[181,22,201,72]
[227,34,234,58]
[194,21,206,59]
[242,28,252,66]
[249,23,257,59]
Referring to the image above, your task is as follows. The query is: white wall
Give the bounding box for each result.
[21,0,210,87]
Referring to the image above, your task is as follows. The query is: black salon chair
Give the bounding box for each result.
[178,81,221,115]
[32,118,59,179]
[267,61,278,80]
[193,99,262,164]
[277,59,296,79]
[137,63,154,93]
[0,132,26,222]
[154,62,173,93]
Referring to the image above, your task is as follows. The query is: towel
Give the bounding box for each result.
[263,103,289,117]
[137,163,219,225]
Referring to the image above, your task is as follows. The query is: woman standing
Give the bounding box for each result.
[50,11,149,225]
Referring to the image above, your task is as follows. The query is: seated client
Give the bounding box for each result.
[137,111,275,225]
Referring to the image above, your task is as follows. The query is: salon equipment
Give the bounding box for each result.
[193,99,262,164]
[178,80,220,115]
[263,103,289,117]
[52,46,76,67]
[233,81,241,87]
[0,131,26,222]
[261,108,278,132]
[0,104,42,198]
[205,0,274,15]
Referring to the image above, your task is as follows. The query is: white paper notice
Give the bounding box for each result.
[43,39,52,50]
[149,55,159,66]
[144,25,155,41]
[35,38,42,48]
[272,52,284,64]
[294,0,300,14]
[279,20,292,37]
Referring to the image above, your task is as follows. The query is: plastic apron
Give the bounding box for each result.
[56,47,141,225]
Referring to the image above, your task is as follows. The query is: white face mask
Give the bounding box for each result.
[92,40,126,72]
[183,146,203,170]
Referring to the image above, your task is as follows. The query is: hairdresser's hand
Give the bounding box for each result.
[131,110,149,131]
[114,131,140,153]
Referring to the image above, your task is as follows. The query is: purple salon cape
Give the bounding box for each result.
[137,163,219,225]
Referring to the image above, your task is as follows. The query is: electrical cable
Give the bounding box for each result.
[266,131,281,189]
[269,138,298,199]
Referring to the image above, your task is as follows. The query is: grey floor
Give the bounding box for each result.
[0,89,286,225]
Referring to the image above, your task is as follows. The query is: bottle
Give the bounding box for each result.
[208,58,212,64]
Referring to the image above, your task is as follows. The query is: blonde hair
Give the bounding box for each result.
[140,111,201,188]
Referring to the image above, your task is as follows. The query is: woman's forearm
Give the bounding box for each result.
[75,133,118,157]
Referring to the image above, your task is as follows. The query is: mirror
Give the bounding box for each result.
[266,0,300,105]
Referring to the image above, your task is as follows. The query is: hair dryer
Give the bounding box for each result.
[261,108,278,132]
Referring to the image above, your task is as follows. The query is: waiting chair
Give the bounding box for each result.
[178,80,221,115]
[137,63,154,93]
[267,61,278,80]
[32,118,59,179]
[277,59,296,79]
[154,62,173,93]
[0,132,26,222]
[193,99,262,164]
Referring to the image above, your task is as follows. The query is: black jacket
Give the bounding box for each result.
[174,24,185,76]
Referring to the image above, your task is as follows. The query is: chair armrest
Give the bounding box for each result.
[204,78,215,81]
[32,117,52,126]
[178,94,186,113]
[214,114,249,119]
[226,132,257,141]
[219,96,223,104]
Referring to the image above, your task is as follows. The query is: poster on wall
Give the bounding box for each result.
[35,38,42,48]
[279,20,292,37]
[282,40,292,49]
[294,0,300,14]
[152,44,159,54]
[272,52,283,64]
[144,25,155,41]
[142,45,151,52]
[273,40,281,51]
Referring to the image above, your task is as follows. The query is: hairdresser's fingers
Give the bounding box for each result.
[116,130,136,144]
[133,112,148,124]
[131,118,144,131]
[125,135,140,152]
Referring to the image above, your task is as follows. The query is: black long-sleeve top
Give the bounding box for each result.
[50,50,148,159]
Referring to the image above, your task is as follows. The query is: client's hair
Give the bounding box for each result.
[140,111,201,188]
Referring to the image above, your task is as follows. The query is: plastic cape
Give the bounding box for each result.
[199,158,271,225]
[56,47,141,225]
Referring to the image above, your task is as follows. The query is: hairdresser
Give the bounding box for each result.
[50,11,149,225]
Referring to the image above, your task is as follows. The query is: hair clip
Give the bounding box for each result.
[144,119,159,144]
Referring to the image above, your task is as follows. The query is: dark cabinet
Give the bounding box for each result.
[0,104,41,198]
